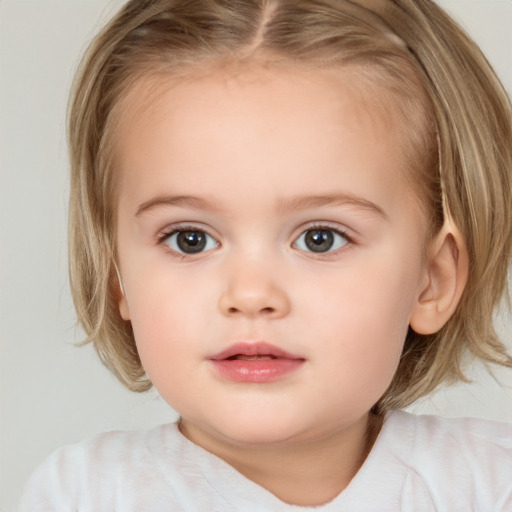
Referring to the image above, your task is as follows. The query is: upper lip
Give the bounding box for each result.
[209,342,304,361]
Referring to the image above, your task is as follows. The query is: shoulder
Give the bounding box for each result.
[41,425,159,477]
[384,411,512,510]
[388,409,512,457]
[18,423,181,511]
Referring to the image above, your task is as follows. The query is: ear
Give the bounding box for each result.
[113,260,131,321]
[409,222,468,335]
[118,293,131,321]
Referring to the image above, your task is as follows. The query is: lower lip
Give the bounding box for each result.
[210,358,304,383]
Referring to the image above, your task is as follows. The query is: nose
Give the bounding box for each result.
[218,259,291,319]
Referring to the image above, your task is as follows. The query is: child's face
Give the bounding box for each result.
[115,64,430,446]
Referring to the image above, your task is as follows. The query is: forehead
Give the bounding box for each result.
[114,60,405,145]
[112,63,420,218]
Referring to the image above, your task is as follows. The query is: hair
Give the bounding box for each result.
[68,0,512,411]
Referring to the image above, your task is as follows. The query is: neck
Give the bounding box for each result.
[179,413,383,507]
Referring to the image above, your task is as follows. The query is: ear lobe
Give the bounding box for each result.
[113,260,131,321]
[409,223,468,335]
[118,293,131,321]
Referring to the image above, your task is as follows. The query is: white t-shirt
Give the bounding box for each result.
[18,410,512,511]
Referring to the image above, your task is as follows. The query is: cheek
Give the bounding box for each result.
[311,256,418,335]
[125,273,200,375]
[305,255,421,389]
[124,258,227,377]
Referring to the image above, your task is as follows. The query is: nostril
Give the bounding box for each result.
[219,286,290,318]
[226,306,275,315]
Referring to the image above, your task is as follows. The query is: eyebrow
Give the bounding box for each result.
[135,194,220,216]
[276,194,387,218]
[135,192,386,218]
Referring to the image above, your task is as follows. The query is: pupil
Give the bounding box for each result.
[305,230,334,253]
[177,231,206,253]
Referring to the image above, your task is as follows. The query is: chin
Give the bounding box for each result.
[205,413,321,448]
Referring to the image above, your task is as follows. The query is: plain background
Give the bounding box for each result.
[1,0,511,510]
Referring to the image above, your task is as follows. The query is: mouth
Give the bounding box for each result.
[226,354,278,360]
[209,342,305,383]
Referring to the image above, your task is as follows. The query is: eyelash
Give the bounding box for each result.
[156,223,219,247]
[293,223,352,253]
[156,223,353,256]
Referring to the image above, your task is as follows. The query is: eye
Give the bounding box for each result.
[164,229,219,254]
[293,227,348,253]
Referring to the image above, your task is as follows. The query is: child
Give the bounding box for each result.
[19,0,512,510]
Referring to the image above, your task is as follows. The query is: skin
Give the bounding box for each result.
[114,63,451,506]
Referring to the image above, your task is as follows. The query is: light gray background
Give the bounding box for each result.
[1,0,511,510]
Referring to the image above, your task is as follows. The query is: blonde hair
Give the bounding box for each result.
[68,0,512,409]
